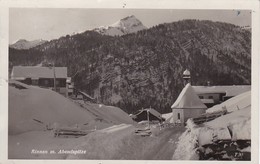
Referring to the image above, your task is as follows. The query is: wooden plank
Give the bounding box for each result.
[54,128,93,137]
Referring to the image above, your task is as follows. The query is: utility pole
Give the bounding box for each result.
[147,108,150,129]
[53,62,56,92]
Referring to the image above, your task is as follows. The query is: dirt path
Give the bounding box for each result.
[144,127,185,160]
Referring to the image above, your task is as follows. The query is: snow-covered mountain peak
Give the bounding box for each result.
[10,39,47,50]
[94,15,147,36]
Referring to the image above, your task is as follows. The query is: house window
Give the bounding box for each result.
[56,79,66,87]
[199,96,204,99]
[208,96,213,99]
[177,113,180,120]
[56,80,60,86]
[44,79,49,85]
[32,79,38,86]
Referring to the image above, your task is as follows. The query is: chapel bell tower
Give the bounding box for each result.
[183,69,191,86]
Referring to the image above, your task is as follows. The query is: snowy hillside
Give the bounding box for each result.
[8,80,133,135]
[9,81,97,134]
[94,15,147,36]
[10,39,47,49]
[73,100,135,125]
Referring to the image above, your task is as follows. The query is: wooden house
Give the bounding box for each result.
[11,66,69,96]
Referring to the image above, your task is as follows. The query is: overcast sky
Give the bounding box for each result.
[9,8,251,44]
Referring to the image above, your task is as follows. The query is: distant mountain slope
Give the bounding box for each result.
[9,19,251,114]
[93,15,147,36]
[10,39,47,50]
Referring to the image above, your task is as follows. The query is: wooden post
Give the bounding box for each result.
[147,109,150,129]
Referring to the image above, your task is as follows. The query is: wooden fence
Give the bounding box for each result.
[192,109,228,125]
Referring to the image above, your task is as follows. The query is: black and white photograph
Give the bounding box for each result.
[1,0,259,162]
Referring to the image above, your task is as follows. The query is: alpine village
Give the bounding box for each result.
[9,15,251,160]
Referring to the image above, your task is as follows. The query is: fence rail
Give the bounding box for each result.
[192,110,228,125]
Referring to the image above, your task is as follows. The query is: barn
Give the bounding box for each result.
[171,83,207,126]
[132,108,165,123]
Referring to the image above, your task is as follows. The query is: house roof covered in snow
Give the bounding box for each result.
[133,108,165,122]
[206,91,251,113]
[192,85,251,97]
[11,66,67,79]
[171,83,207,109]
[144,108,162,118]
[135,108,162,118]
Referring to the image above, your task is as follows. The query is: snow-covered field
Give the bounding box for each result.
[9,124,133,159]
[8,81,141,159]
[172,91,251,160]
[9,81,133,135]
[9,82,99,135]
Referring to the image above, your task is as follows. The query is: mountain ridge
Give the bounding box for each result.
[9,19,251,114]
[10,39,47,50]
[10,15,146,50]
[93,15,147,36]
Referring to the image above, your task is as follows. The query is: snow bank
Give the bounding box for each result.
[172,128,200,160]
[204,91,251,140]
[9,81,98,134]
[162,113,172,120]
[173,119,231,160]
[9,81,134,135]
[172,92,251,160]
[9,130,88,159]
[207,91,251,113]
[66,125,135,159]
[205,106,251,140]
[227,118,251,140]
[173,114,250,160]
[100,124,132,133]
